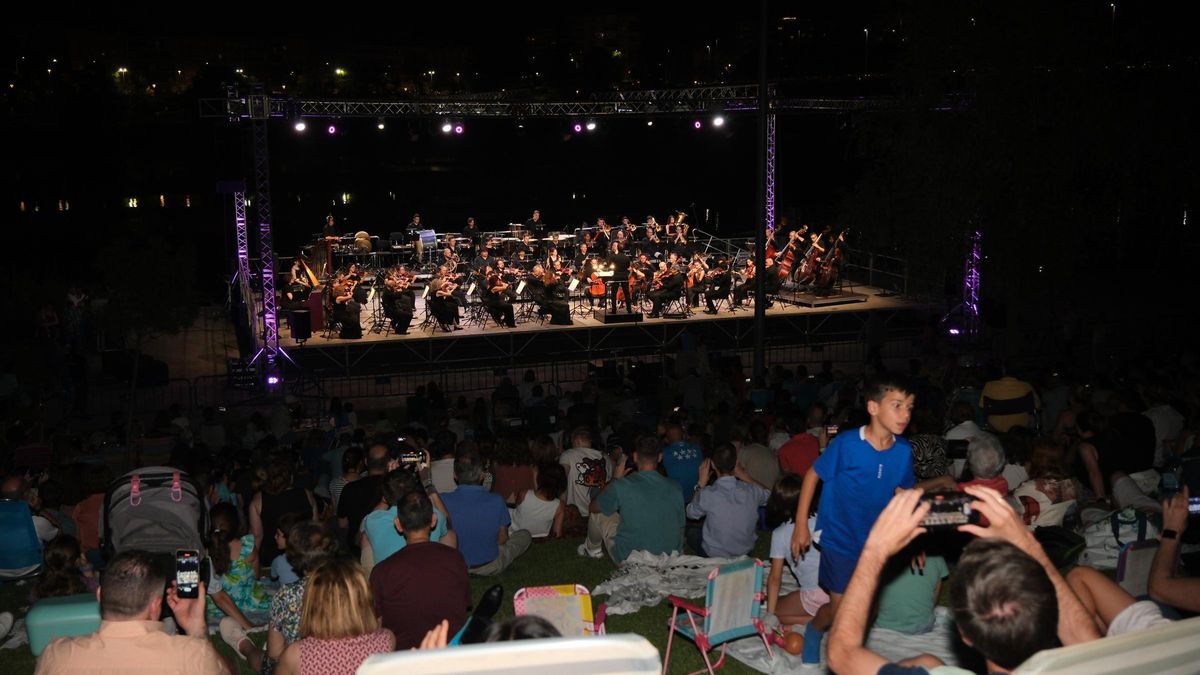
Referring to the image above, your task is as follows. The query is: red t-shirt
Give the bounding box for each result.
[778,433,820,476]
[370,540,470,649]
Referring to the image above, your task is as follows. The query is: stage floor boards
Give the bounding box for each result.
[288,285,925,349]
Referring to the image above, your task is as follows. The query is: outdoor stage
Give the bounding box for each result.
[281,285,935,376]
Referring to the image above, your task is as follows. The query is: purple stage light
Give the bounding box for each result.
[454,125,464,134]
[327,125,336,134]
[573,123,583,133]
[694,120,702,129]
[267,375,280,385]
[948,328,961,336]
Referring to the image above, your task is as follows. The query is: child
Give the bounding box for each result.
[766,475,828,630]
[206,501,271,622]
[789,375,916,663]
[31,535,97,603]
[509,462,567,538]
[269,512,304,585]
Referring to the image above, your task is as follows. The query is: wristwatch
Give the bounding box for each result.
[1161,529,1178,540]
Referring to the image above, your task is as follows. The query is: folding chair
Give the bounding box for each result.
[662,559,773,675]
[513,584,607,637]
[0,499,44,581]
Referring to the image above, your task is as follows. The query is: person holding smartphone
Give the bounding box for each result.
[35,550,231,674]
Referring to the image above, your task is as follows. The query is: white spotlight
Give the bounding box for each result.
[585,121,597,131]
[376,120,386,130]
[441,122,453,134]
[647,120,654,126]
[294,121,307,132]
[712,115,725,127]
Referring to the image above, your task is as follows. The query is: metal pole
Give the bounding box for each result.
[753,0,768,387]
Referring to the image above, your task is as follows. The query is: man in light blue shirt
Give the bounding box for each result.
[685,443,770,557]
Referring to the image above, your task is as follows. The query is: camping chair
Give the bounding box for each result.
[662,559,773,675]
[513,584,606,637]
[0,499,44,581]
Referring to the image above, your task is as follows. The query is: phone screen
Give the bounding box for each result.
[176,550,200,599]
[1189,497,1200,516]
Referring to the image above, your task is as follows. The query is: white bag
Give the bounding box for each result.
[1079,508,1159,569]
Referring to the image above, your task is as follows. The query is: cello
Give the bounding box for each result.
[815,230,847,289]
[794,226,830,285]
[776,229,803,279]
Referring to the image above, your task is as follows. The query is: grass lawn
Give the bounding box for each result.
[0,533,771,675]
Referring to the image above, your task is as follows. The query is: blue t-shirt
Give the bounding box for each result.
[661,441,703,498]
[270,553,300,585]
[813,426,915,557]
[363,504,450,564]
[440,485,510,567]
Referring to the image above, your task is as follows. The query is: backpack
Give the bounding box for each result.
[102,466,208,557]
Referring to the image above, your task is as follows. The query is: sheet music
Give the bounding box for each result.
[568,279,579,292]
[422,285,429,299]
[467,283,476,295]
[516,281,526,294]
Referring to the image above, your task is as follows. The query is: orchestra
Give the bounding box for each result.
[283,211,850,339]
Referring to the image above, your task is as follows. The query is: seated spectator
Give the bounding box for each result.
[328,446,363,512]
[361,469,454,569]
[275,559,394,675]
[765,475,826,629]
[980,365,1040,433]
[1066,565,1172,637]
[36,480,77,540]
[206,502,269,625]
[269,513,304,585]
[509,461,566,539]
[32,534,97,603]
[371,490,470,649]
[1148,488,1200,613]
[336,443,390,552]
[777,417,821,478]
[924,433,1010,497]
[251,459,318,567]
[827,487,1102,675]
[560,427,611,520]
[428,431,459,495]
[492,433,537,504]
[257,522,337,675]
[35,549,230,674]
[585,436,686,562]
[661,423,703,499]
[1014,438,1078,526]
[441,450,531,575]
[1,476,59,545]
[732,421,780,491]
[685,444,770,557]
[872,550,949,635]
[944,401,984,441]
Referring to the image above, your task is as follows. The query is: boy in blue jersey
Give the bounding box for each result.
[788,375,916,663]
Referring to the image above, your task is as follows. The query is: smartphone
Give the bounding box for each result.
[919,492,981,530]
[176,549,200,599]
[825,424,839,436]
[400,451,424,468]
[1189,496,1200,516]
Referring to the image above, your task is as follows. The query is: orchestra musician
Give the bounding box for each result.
[472,248,492,271]
[703,259,732,314]
[524,209,545,239]
[382,266,415,335]
[732,258,757,308]
[519,232,537,257]
[513,249,531,271]
[428,266,463,331]
[461,216,480,241]
[332,277,362,339]
[593,217,611,251]
[606,240,632,313]
[647,261,684,318]
[484,269,518,328]
[406,213,423,236]
[320,215,340,276]
[527,263,572,325]
[685,259,706,308]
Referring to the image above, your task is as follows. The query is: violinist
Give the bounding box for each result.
[485,269,518,328]
[428,266,463,331]
[703,259,732,314]
[332,278,363,339]
[732,258,757,308]
[648,261,684,318]
[685,259,706,309]
[382,266,415,335]
[606,240,632,313]
[528,264,572,325]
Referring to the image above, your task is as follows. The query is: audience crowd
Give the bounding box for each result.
[1,351,1198,674]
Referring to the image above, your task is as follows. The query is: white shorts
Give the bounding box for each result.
[1107,600,1172,637]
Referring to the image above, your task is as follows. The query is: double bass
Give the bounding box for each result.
[776,228,804,280]
[815,230,848,289]
[794,227,830,285]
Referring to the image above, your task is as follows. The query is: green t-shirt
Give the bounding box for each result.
[596,470,685,562]
[874,555,950,634]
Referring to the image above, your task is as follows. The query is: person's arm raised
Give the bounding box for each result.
[1148,487,1200,612]
[959,485,1102,646]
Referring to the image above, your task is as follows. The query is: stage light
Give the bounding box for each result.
[693,120,703,129]
[376,119,386,130]
[453,124,463,134]
[442,122,453,133]
[712,115,725,127]
[948,328,961,336]
[585,121,597,131]
[327,124,337,134]
[573,123,583,133]
[647,120,654,126]
[267,375,280,385]
[294,121,307,132]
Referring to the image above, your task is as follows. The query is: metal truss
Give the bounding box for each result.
[766,113,776,230]
[232,191,257,351]
[250,103,280,385]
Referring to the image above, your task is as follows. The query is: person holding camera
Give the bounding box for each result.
[36,550,231,674]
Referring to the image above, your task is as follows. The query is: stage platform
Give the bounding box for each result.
[280,285,935,376]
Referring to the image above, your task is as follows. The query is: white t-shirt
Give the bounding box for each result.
[560,447,611,517]
[509,490,560,538]
[769,516,821,590]
[430,458,457,494]
[944,421,984,441]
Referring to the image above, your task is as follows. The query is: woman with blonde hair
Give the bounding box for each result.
[275,558,394,674]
